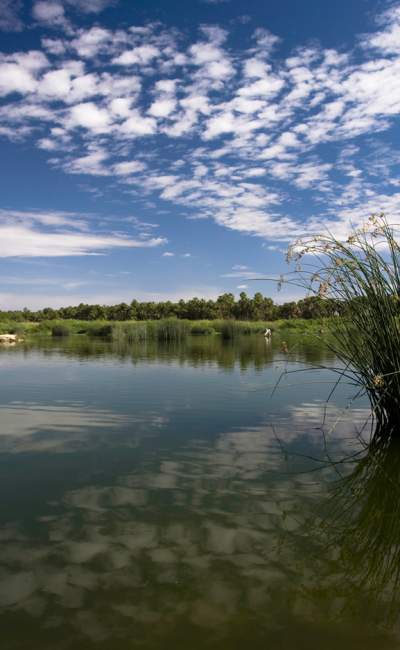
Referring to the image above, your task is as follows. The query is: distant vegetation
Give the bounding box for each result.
[0,292,341,323]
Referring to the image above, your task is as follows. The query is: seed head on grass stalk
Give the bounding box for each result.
[282,213,400,432]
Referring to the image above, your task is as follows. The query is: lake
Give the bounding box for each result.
[0,334,397,649]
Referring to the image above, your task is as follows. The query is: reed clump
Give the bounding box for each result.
[214,320,268,339]
[111,322,147,343]
[109,319,191,343]
[286,213,400,429]
[148,318,191,341]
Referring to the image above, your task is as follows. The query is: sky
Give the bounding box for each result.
[0,0,400,309]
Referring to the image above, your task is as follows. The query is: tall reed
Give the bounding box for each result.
[285,213,400,430]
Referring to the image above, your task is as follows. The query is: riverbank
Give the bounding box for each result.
[0,317,330,341]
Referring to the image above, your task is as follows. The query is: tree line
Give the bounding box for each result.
[0,293,341,322]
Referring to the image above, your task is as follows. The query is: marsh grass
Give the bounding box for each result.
[283,213,400,430]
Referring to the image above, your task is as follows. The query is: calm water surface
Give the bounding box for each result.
[0,335,397,649]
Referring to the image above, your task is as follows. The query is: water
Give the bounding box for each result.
[0,335,397,649]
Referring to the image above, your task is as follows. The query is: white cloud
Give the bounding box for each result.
[162,251,175,257]
[189,38,234,80]
[148,98,176,117]
[32,1,66,25]
[113,160,145,175]
[365,6,400,54]
[252,27,280,52]
[113,45,160,66]
[0,51,48,96]
[0,209,167,257]
[0,225,165,257]
[39,68,71,98]
[69,102,111,131]
[238,75,284,97]
[0,0,23,31]
[244,58,270,78]
[120,111,157,136]
[71,27,112,57]
[0,9,400,252]
[65,0,116,13]
[0,63,36,95]
[66,149,110,175]
[0,208,87,229]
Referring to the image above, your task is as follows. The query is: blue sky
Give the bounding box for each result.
[0,0,400,309]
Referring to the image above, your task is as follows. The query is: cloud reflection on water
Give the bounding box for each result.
[0,402,167,453]
[0,400,392,648]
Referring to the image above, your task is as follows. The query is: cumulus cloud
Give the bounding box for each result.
[1,8,400,248]
[69,102,111,131]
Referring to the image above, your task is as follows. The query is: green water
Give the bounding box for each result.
[0,335,397,649]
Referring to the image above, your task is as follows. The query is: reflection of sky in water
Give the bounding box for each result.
[0,402,166,453]
[0,341,395,649]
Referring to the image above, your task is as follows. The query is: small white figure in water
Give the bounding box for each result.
[264,328,272,339]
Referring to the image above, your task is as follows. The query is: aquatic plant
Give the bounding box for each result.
[284,213,400,429]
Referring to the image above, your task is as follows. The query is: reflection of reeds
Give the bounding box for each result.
[326,428,400,622]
